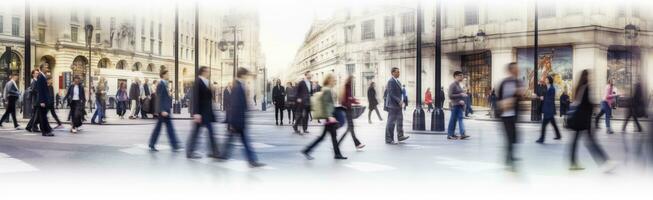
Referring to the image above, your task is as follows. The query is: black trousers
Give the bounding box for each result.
[623,108,642,132]
[70,100,83,128]
[570,125,608,166]
[287,106,295,122]
[338,108,361,147]
[368,106,383,121]
[0,96,19,127]
[274,105,284,124]
[538,117,561,141]
[37,106,52,134]
[303,123,342,157]
[186,120,218,156]
[501,116,517,164]
[293,105,309,132]
[26,105,40,131]
[48,105,62,125]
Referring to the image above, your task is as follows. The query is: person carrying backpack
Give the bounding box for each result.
[301,73,347,160]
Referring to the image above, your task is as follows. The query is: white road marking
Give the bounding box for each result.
[343,162,396,172]
[194,159,276,172]
[119,144,171,155]
[0,153,39,174]
[434,156,504,172]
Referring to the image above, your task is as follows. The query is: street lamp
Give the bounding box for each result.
[218,26,244,81]
[624,24,639,99]
[84,24,94,112]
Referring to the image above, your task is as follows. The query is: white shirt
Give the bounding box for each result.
[199,76,209,87]
[304,79,312,93]
[72,85,80,100]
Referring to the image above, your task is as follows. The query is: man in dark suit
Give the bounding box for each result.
[148,70,181,152]
[25,69,40,132]
[65,76,85,133]
[141,78,151,119]
[293,71,313,134]
[272,79,286,125]
[128,78,141,119]
[36,63,53,136]
[0,74,20,129]
[384,67,409,144]
[222,83,232,121]
[218,67,265,167]
[186,67,219,159]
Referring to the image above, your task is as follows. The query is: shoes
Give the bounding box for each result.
[553,137,561,140]
[293,129,301,134]
[172,147,184,152]
[71,128,78,134]
[148,145,159,152]
[334,156,348,160]
[569,164,585,171]
[601,160,618,173]
[249,162,266,168]
[301,151,314,160]
[356,144,366,150]
[369,120,372,124]
[447,136,459,140]
[54,125,64,129]
[303,130,309,134]
[42,133,54,137]
[398,136,410,142]
[275,122,278,125]
[385,141,398,145]
[459,135,470,140]
[186,153,202,159]
[536,139,544,144]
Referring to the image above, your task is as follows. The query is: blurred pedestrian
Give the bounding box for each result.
[91,77,107,124]
[285,82,296,123]
[622,80,644,133]
[148,70,181,152]
[488,89,497,118]
[367,81,383,123]
[497,62,524,169]
[401,84,408,111]
[272,79,286,125]
[536,75,561,143]
[141,78,151,119]
[567,70,615,172]
[222,82,232,122]
[65,76,85,133]
[447,71,470,140]
[35,63,53,136]
[464,89,474,117]
[218,67,265,167]
[425,88,433,112]
[559,90,570,117]
[302,73,347,160]
[25,69,40,132]
[116,82,128,119]
[47,77,63,129]
[594,79,618,134]
[186,67,219,159]
[385,67,409,144]
[129,78,141,119]
[338,75,365,150]
[0,74,20,129]
[293,71,313,134]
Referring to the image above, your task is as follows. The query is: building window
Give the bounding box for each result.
[141,38,145,51]
[158,23,162,39]
[150,39,154,53]
[0,16,3,33]
[540,2,556,18]
[346,64,355,74]
[12,17,20,36]
[110,17,116,30]
[633,7,640,18]
[565,6,582,16]
[617,5,625,17]
[141,18,145,35]
[150,21,154,38]
[95,33,101,43]
[401,12,415,34]
[361,20,375,40]
[38,28,46,42]
[70,11,78,22]
[158,41,162,55]
[71,26,79,42]
[464,4,479,25]
[96,17,101,28]
[384,16,395,37]
[38,8,45,23]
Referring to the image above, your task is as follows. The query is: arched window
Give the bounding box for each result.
[132,62,142,71]
[98,58,110,68]
[116,60,127,70]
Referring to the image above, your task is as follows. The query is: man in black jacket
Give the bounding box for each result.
[25,69,40,132]
[36,63,53,136]
[0,74,20,129]
[272,79,286,125]
[186,67,219,159]
[129,78,141,119]
[293,71,313,134]
[65,76,85,133]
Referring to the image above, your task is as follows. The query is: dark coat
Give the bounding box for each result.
[129,83,140,100]
[295,79,312,107]
[228,80,248,131]
[155,80,172,113]
[367,86,379,108]
[36,73,51,105]
[222,88,231,110]
[385,78,403,109]
[541,85,557,118]
[65,84,86,106]
[192,78,215,123]
[143,83,151,96]
[272,85,286,107]
[28,79,38,107]
[574,85,593,131]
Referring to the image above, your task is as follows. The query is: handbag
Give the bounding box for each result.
[333,107,347,129]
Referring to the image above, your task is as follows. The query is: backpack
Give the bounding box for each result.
[310,91,328,119]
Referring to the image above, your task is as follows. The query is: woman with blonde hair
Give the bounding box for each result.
[302,73,347,160]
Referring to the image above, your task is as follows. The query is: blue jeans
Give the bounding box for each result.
[447,105,465,136]
[148,115,180,149]
[91,101,105,123]
[595,101,612,129]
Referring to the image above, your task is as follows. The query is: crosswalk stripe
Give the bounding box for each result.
[434,156,504,172]
[343,161,396,172]
[0,153,39,174]
[193,159,276,172]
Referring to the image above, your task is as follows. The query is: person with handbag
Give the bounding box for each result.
[301,73,347,160]
[65,76,85,133]
[367,82,383,124]
[536,75,561,143]
[567,69,616,172]
[594,79,619,134]
[337,75,365,150]
[622,80,644,133]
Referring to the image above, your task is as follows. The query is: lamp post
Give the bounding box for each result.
[430,0,445,131]
[218,26,244,81]
[624,24,639,98]
[23,0,31,119]
[531,0,541,122]
[173,2,181,114]
[260,67,267,111]
[84,24,94,113]
[412,1,425,130]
